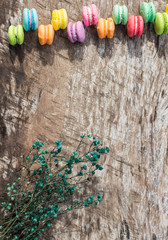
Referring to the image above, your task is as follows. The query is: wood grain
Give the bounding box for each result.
[0,0,168,239]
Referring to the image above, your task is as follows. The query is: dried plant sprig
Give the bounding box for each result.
[0,135,109,240]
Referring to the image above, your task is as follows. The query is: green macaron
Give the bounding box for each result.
[8,25,24,46]
[162,12,168,34]
[112,5,128,25]
[140,2,156,23]
[154,12,168,35]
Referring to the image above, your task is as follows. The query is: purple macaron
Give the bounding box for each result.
[67,21,85,43]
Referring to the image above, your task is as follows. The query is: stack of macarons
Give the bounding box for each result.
[8,2,168,46]
[38,24,55,45]
[154,4,168,35]
[154,12,168,35]
[140,2,156,23]
[23,8,38,31]
[166,4,168,14]
[127,16,144,37]
[97,18,115,39]
[112,5,128,25]
[51,9,68,31]
[82,4,99,26]
[8,25,24,46]
[67,22,85,43]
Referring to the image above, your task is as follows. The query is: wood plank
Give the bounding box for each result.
[0,0,168,239]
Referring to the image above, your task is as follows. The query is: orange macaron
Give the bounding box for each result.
[97,18,115,39]
[38,24,54,45]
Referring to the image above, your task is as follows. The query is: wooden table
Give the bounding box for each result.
[0,0,168,239]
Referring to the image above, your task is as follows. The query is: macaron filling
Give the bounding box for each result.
[72,23,78,42]
[88,7,92,25]
[29,10,32,29]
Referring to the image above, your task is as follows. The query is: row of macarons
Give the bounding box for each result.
[8,3,168,46]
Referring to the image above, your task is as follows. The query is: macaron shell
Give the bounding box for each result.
[8,25,17,46]
[112,5,120,24]
[154,13,164,35]
[38,25,46,45]
[16,25,24,45]
[90,4,98,25]
[136,16,144,36]
[107,18,115,38]
[60,9,68,29]
[23,8,30,31]
[47,24,54,45]
[76,21,85,42]
[31,8,38,30]
[166,4,168,14]
[122,5,128,25]
[67,22,75,43]
[148,2,156,22]
[162,12,168,34]
[140,3,149,23]
[38,24,54,45]
[97,18,107,39]
[57,10,61,30]
[127,16,135,37]
[82,6,90,26]
[52,10,60,31]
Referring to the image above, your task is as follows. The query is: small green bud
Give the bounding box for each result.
[47,223,51,227]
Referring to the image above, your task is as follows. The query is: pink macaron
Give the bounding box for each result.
[67,21,85,43]
[127,16,144,37]
[82,4,98,26]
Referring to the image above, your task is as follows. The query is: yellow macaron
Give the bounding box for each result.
[51,8,68,30]
[166,4,168,14]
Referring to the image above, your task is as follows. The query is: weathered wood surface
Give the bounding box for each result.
[0,0,168,239]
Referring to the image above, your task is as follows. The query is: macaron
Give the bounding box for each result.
[127,16,144,37]
[8,25,24,46]
[140,2,156,23]
[82,4,99,26]
[166,4,168,14]
[112,5,128,25]
[23,8,38,31]
[38,24,55,45]
[97,18,115,39]
[154,12,168,35]
[67,21,85,43]
[51,9,68,31]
